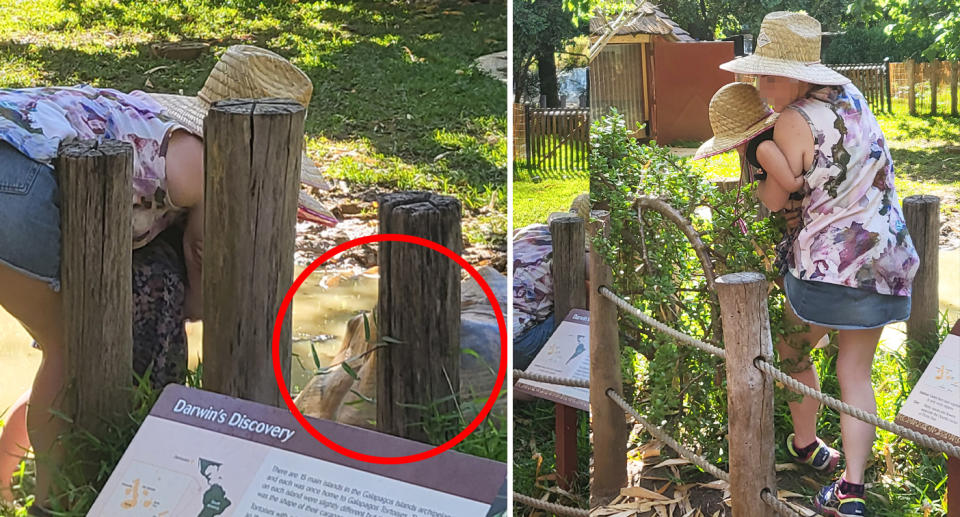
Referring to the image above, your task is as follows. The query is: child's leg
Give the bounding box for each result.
[0,264,64,508]
[775,302,829,446]
[0,390,31,501]
[835,327,882,484]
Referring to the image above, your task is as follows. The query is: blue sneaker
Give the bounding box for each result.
[815,479,867,517]
[786,433,840,473]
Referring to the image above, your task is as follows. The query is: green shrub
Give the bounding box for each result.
[823,26,936,64]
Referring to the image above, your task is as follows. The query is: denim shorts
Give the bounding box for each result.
[0,141,61,291]
[784,272,910,330]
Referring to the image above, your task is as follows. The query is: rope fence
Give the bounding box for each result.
[513,492,590,517]
[755,359,960,459]
[598,286,726,360]
[606,390,729,482]
[513,369,591,388]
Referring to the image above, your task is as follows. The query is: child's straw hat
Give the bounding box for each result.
[150,45,336,227]
[719,11,849,86]
[694,82,779,160]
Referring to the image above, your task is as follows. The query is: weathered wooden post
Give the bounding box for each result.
[588,210,627,506]
[203,98,304,406]
[950,61,958,116]
[884,58,893,114]
[903,195,941,370]
[930,59,940,116]
[907,59,917,116]
[716,272,776,517]
[59,139,134,435]
[550,213,587,489]
[377,191,461,442]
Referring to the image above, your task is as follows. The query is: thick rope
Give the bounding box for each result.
[514,369,590,388]
[755,359,960,459]
[606,389,730,482]
[761,488,818,517]
[513,492,590,517]
[599,286,726,360]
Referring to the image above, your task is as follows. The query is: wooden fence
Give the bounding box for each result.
[889,59,960,116]
[828,62,892,113]
[515,105,589,175]
[59,99,463,482]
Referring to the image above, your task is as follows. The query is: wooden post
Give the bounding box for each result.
[950,61,958,116]
[907,59,917,116]
[59,139,134,436]
[550,213,587,489]
[884,58,893,114]
[716,272,776,517]
[903,195,941,371]
[588,210,627,506]
[931,59,940,116]
[203,99,304,406]
[377,192,461,442]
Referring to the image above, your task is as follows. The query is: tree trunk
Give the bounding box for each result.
[537,45,561,108]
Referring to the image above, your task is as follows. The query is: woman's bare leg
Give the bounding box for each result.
[0,264,64,508]
[0,390,30,501]
[776,302,829,447]
[835,327,882,484]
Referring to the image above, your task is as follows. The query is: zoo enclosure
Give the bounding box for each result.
[514,194,958,516]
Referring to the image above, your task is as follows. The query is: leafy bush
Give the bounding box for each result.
[589,109,785,467]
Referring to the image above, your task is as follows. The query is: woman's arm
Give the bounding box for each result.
[164,129,205,320]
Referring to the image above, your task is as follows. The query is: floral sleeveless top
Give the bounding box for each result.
[0,85,187,248]
[787,83,918,296]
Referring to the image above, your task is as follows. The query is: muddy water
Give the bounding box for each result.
[0,267,378,415]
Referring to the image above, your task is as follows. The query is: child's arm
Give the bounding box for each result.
[756,140,804,193]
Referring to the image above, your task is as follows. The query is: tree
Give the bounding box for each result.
[654,0,856,41]
[513,0,586,105]
[849,0,960,60]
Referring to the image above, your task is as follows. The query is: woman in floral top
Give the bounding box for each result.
[0,85,205,512]
[0,46,329,515]
[720,12,918,517]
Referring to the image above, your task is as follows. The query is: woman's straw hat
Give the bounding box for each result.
[718,11,849,86]
[150,45,336,227]
[694,82,779,160]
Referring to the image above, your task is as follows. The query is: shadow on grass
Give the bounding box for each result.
[890,146,960,184]
[7,0,508,199]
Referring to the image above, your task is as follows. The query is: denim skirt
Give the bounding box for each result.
[0,141,61,291]
[784,272,911,330]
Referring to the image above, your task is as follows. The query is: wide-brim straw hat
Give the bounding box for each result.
[150,45,337,227]
[694,82,779,160]
[718,11,849,86]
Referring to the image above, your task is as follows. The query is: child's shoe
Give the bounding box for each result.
[786,433,840,473]
[814,478,866,516]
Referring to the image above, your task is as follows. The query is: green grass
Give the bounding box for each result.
[512,177,587,228]
[0,0,507,212]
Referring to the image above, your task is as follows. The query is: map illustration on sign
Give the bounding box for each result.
[515,309,590,410]
[89,385,506,517]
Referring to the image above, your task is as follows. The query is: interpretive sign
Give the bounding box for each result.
[896,328,960,448]
[89,384,506,517]
[515,309,589,410]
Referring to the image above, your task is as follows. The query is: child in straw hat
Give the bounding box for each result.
[694,82,805,277]
[720,11,919,517]
[0,45,334,515]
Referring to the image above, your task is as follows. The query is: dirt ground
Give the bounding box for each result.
[295,183,507,274]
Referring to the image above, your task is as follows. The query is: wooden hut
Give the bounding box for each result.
[589,5,735,145]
